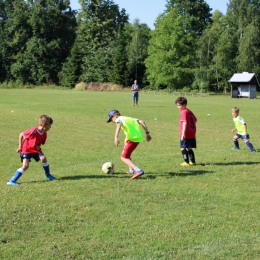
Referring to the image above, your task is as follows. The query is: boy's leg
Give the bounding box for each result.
[40,155,56,180]
[181,149,190,165]
[126,164,134,174]
[7,158,29,186]
[187,149,196,164]
[7,168,24,185]
[121,141,143,179]
[232,136,240,149]
[243,136,256,152]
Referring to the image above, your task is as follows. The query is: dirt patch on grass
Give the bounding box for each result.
[74,82,124,91]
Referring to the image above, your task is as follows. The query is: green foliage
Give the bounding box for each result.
[1,89,260,259]
[194,11,226,93]
[166,0,212,35]
[126,20,151,86]
[225,0,260,77]
[60,41,83,88]
[109,29,129,86]
[237,25,260,75]
[65,0,129,84]
[145,8,197,89]
[3,0,260,92]
[0,0,76,85]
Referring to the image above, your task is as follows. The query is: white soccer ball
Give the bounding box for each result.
[102,162,115,174]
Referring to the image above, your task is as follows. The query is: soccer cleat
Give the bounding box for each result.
[7,180,19,186]
[251,149,256,153]
[180,162,191,166]
[130,170,144,180]
[45,173,57,181]
[231,147,240,150]
[189,162,197,166]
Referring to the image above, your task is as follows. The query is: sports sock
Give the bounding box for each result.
[181,150,189,164]
[129,167,134,174]
[245,140,255,151]
[11,168,24,182]
[233,138,239,149]
[42,162,50,175]
[134,166,142,173]
[188,149,196,163]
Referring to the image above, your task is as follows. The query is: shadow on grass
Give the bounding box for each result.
[210,161,260,166]
[169,170,214,177]
[59,175,119,180]
[59,173,158,180]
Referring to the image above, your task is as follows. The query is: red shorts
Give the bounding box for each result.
[121,141,139,158]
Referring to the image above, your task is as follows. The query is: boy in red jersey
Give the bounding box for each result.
[175,97,197,166]
[7,115,56,186]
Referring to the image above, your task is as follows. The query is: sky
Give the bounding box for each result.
[70,0,229,29]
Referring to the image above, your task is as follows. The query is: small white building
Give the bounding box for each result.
[229,72,260,99]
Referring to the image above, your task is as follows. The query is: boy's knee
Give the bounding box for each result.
[243,138,249,144]
[40,155,47,163]
[23,165,29,171]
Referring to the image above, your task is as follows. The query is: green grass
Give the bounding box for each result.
[1,89,260,259]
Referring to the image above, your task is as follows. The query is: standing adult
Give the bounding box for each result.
[131,80,140,106]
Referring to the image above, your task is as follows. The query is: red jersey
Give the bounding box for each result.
[179,108,197,139]
[21,127,47,154]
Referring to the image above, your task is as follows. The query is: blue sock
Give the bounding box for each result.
[233,138,239,149]
[246,141,254,151]
[11,169,24,182]
[42,162,50,175]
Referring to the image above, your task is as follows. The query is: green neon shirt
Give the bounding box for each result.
[116,116,143,143]
[233,116,250,135]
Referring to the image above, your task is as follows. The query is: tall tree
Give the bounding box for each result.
[194,10,224,92]
[126,20,150,86]
[0,0,30,82]
[145,7,198,89]
[237,22,260,75]
[62,0,128,86]
[10,0,76,84]
[166,0,212,35]
[109,25,130,86]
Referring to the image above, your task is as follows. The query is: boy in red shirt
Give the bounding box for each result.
[175,97,197,166]
[7,115,56,186]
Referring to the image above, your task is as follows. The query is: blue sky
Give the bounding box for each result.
[70,0,228,29]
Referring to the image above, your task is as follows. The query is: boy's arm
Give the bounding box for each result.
[243,123,248,135]
[114,123,121,146]
[138,119,152,142]
[16,132,24,153]
[181,121,187,140]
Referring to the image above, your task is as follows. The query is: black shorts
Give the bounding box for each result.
[20,153,44,163]
[180,139,196,149]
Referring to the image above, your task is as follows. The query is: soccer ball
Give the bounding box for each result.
[102,162,115,174]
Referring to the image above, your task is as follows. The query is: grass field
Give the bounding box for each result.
[1,89,260,259]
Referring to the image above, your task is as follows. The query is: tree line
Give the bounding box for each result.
[0,0,259,92]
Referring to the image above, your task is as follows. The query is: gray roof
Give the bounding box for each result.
[229,72,259,84]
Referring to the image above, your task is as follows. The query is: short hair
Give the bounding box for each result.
[232,107,239,113]
[39,115,53,126]
[175,97,187,105]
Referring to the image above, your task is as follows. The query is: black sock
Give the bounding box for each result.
[233,138,239,149]
[181,150,189,164]
[188,149,195,163]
